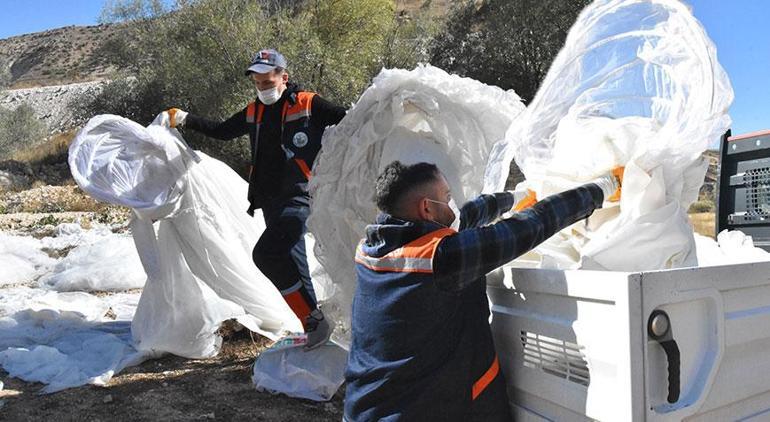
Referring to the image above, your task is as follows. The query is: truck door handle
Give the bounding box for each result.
[648,310,680,404]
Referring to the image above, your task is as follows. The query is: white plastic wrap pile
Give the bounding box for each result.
[0,221,148,392]
[0,223,144,290]
[0,287,143,393]
[308,65,525,343]
[484,0,734,271]
[69,115,306,359]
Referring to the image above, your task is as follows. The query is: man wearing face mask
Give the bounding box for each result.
[344,161,623,421]
[156,49,346,350]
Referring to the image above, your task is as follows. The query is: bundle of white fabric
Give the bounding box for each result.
[69,115,307,358]
[308,65,525,343]
[484,0,734,271]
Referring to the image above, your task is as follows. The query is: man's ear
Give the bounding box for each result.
[416,197,432,221]
[281,72,289,83]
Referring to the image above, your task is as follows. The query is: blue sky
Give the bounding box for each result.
[0,0,767,138]
[0,0,105,39]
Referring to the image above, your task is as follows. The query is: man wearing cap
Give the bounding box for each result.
[157,49,346,349]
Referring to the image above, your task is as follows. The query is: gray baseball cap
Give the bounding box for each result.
[245,49,288,75]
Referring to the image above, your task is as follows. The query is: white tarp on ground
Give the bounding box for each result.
[0,287,146,393]
[0,223,144,291]
[0,223,149,393]
[484,0,735,271]
[308,65,525,343]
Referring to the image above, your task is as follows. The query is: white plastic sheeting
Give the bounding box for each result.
[252,335,348,402]
[695,231,770,267]
[0,234,55,286]
[0,223,144,291]
[38,235,145,292]
[69,115,307,359]
[484,0,733,271]
[0,222,149,393]
[0,286,146,393]
[308,65,525,343]
[0,113,335,393]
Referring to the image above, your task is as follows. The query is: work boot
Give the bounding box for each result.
[304,308,334,351]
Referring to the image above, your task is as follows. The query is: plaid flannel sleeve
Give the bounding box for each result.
[459,192,516,230]
[433,184,604,292]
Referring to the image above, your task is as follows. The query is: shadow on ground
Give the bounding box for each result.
[0,337,345,421]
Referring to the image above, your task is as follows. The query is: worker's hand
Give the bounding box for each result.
[510,188,537,212]
[155,108,188,128]
[591,166,624,202]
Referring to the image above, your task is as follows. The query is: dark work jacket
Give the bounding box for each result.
[185,83,346,213]
[346,215,505,422]
[345,186,605,421]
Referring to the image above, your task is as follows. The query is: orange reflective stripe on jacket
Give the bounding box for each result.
[246,102,256,123]
[294,158,312,180]
[284,92,315,123]
[245,102,265,124]
[355,228,456,274]
[472,355,500,400]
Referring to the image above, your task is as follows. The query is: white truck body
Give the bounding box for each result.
[487,261,770,421]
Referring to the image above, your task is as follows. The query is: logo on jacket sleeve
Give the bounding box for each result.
[292,132,309,148]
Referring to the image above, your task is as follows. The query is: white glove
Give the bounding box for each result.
[590,167,624,202]
[153,108,188,128]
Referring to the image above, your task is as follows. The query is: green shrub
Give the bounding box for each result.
[689,200,715,213]
[0,102,48,158]
[37,214,62,226]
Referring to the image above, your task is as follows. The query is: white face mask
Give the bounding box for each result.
[257,86,283,105]
[427,198,461,231]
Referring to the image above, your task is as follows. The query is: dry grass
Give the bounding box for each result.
[1,185,105,213]
[690,212,715,238]
[11,130,76,165]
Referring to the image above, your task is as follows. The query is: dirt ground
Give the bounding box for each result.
[0,334,345,421]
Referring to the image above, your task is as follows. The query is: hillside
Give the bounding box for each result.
[0,1,448,91]
[0,24,125,89]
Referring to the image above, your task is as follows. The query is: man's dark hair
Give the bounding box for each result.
[374,161,441,215]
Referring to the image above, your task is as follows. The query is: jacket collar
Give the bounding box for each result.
[362,213,445,258]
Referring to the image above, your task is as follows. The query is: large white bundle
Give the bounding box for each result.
[484,0,733,271]
[308,65,525,343]
[69,115,303,359]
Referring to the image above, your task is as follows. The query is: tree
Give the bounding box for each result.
[430,0,591,103]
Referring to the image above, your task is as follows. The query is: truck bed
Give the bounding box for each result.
[487,261,770,421]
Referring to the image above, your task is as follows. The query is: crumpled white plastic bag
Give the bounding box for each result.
[252,334,348,401]
[484,0,733,271]
[695,231,770,267]
[69,115,306,359]
[308,65,525,344]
